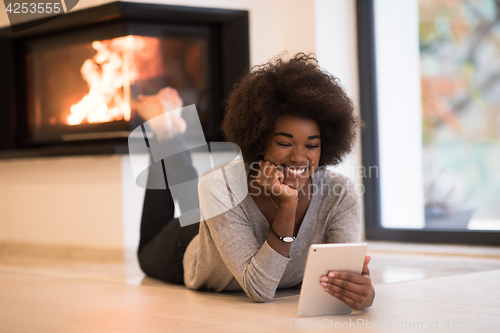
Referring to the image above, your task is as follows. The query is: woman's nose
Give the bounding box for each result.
[290,146,307,163]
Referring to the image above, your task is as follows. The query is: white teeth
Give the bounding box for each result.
[288,167,306,175]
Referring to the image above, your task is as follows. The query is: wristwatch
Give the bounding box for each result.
[269,220,296,243]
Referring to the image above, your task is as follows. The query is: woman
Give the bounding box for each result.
[138,53,375,309]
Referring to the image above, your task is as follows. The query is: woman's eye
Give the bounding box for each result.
[277,143,291,147]
[307,145,320,149]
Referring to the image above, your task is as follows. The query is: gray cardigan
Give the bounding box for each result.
[183,159,361,303]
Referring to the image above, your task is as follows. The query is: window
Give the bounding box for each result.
[357,0,500,245]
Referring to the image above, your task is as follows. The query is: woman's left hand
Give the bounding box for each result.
[320,255,375,311]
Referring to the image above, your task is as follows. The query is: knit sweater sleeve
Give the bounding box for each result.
[197,168,290,303]
[325,176,362,244]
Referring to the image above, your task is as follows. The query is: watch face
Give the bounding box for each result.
[283,236,294,243]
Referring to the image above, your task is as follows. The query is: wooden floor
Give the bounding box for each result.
[1,244,500,332]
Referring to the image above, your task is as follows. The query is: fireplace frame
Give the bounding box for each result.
[0,1,249,158]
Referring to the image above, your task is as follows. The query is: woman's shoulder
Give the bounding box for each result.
[312,167,355,188]
[198,158,248,192]
[198,158,249,217]
[310,168,359,210]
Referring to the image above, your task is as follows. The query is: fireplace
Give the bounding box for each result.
[0,2,249,157]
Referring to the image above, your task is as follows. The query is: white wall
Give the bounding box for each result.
[0,156,124,249]
[374,0,424,228]
[315,0,363,238]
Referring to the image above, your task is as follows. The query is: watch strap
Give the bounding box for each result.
[269,220,296,243]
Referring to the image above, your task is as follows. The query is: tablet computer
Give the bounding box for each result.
[297,243,367,317]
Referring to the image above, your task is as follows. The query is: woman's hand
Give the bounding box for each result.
[256,160,298,203]
[320,255,375,311]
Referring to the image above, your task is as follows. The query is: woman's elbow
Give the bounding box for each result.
[246,289,275,303]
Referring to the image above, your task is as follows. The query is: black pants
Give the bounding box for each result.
[137,138,200,285]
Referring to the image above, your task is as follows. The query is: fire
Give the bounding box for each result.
[66,35,151,125]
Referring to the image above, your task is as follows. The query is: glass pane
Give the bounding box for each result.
[25,26,210,143]
[419,0,500,230]
[375,0,500,231]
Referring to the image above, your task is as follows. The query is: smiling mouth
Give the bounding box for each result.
[283,165,308,178]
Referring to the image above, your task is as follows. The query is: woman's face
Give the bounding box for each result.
[261,115,321,189]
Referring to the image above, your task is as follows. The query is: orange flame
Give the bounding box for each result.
[66,35,152,125]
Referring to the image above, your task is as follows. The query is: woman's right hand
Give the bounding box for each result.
[256,160,298,203]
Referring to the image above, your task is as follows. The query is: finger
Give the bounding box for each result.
[326,271,368,286]
[260,162,278,189]
[321,281,365,304]
[262,161,277,178]
[322,287,360,310]
[270,168,284,185]
[362,256,371,276]
[258,160,271,178]
[329,277,371,298]
[322,273,372,296]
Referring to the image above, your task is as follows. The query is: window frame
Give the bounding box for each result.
[356,0,500,245]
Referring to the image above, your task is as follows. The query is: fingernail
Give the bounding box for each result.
[321,277,328,282]
[328,272,335,278]
[321,282,327,287]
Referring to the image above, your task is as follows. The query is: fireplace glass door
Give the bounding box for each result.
[24,23,213,144]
